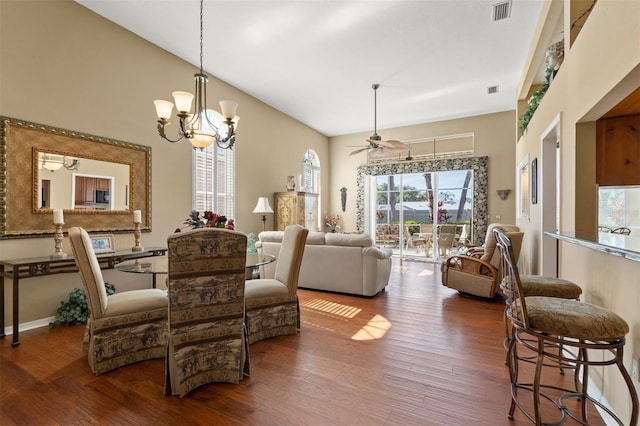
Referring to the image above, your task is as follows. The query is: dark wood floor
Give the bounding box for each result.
[0,258,604,425]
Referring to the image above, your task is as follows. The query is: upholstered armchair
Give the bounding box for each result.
[441,223,522,298]
[165,228,250,396]
[68,227,168,375]
[245,224,308,344]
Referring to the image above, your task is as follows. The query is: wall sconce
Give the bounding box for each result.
[496,189,511,200]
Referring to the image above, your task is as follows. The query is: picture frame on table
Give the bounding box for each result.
[91,234,115,254]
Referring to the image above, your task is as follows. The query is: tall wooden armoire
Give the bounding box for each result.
[274,192,319,231]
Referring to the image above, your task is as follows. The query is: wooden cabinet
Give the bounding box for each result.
[96,178,109,191]
[596,115,640,186]
[274,192,319,231]
[75,176,96,204]
[75,177,110,204]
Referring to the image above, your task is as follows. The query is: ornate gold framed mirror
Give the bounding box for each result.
[0,116,151,238]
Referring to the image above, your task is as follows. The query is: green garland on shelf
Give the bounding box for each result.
[519,67,554,135]
[49,282,116,327]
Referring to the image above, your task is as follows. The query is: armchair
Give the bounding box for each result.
[245,224,308,344]
[441,223,522,298]
[165,228,250,396]
[68,227,168,375]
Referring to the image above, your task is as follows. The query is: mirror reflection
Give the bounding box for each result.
[37,151,130,211]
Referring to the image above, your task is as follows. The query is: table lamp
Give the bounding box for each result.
[253,196,274,232]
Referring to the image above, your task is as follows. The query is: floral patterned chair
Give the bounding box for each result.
[68,227,168,375]
[165,228,250,396]
[245,224,308,344]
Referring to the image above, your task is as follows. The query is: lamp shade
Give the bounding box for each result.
[253,197,273,214]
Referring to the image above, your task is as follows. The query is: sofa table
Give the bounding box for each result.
[0,247,167,346]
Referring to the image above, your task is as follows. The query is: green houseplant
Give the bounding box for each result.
[519,67,554,135]
[49,283,116,327]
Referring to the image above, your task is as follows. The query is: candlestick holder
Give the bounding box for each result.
[132,221,143,252]
[51,223,68,259]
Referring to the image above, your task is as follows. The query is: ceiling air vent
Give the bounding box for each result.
[487,85,499,94]
[492,0,512,22]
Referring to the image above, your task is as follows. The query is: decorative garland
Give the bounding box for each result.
[519,67,554,135]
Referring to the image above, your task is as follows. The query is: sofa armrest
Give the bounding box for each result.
[363,246,393,259]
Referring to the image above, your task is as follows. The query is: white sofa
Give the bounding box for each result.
[257,231,392,297]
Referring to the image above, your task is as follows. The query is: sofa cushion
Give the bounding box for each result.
[324,233,372,247]
[259,231,284,243]
[306,232,326,245]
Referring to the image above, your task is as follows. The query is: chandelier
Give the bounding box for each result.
[40,153,80,172]
[153,0,239,150]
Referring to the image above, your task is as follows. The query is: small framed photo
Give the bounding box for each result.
[91,234,115,254]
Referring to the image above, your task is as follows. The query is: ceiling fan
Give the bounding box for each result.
[348,84,409,156]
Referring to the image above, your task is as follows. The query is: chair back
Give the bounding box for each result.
[494,228,529,330]
[165,227,249,394]
[68,227,109,319]
[420,224,433,235]
[438,224,457,235]
[481,223,522,267]
[274,225,309,294]
[167,228,248,313]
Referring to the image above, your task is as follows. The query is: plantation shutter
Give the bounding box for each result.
[192,144,235,219]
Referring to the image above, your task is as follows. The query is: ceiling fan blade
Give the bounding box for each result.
[385,139,409,149]
[349,147,370,156]
[373,139,395,148]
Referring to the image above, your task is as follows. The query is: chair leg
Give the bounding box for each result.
[507,334,518,420]
[533,337,545,425]
[617,347,640,426]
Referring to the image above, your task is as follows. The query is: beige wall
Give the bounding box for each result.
[0,0,327,324]
[516,0,640,420]
[0,2,518,331]
[329,111,518,232]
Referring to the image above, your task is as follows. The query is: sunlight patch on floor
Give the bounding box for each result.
[301,298,362,318]
[351,314,391,340]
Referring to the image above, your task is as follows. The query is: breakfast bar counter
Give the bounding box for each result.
[545,231,640,262]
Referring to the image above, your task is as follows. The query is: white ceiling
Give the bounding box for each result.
[75,0,544,137]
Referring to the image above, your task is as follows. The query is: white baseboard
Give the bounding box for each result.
[3,316,55,336]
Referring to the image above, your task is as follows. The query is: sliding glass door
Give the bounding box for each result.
[374,170,473,260]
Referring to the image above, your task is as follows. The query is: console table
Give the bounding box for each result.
[0,247,167,346]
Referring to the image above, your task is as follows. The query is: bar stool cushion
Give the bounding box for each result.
[517,296,629,340]
[520,275,582,299]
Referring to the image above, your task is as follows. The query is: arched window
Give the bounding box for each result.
[302,149,320,193]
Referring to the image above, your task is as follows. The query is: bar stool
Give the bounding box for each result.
[495,229,638,425]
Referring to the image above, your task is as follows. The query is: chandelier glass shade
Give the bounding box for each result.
[39,153,80,172]
[153,0,239,150]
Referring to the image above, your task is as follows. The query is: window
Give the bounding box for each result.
[193,145,235,218]
[599,186,640,232]
[302,149,320,193]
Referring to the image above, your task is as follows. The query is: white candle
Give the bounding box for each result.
[133,210,142,223]
[53,209,64,224]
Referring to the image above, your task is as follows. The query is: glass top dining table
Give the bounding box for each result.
[115,252,276,287]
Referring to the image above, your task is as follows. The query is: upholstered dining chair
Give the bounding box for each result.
[165,228,250,396]
[68,227,168,375]
[495,228,638,425]
[245,224,308,344]
[441,223,523,298]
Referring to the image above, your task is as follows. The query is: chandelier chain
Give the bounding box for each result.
[199,0,204,73]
